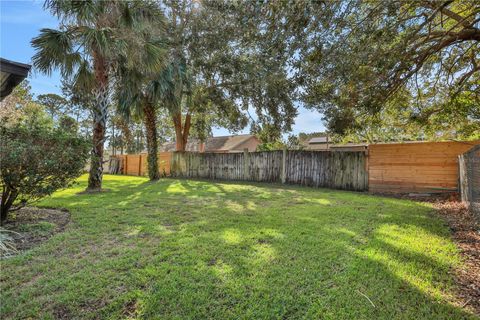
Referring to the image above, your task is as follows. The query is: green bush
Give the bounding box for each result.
[0,126,89,224]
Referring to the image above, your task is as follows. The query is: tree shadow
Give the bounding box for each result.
[3,176,475,319]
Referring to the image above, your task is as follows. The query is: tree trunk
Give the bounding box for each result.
[143,101,160,180]
[1,186,17,225]
[173,112,184,151]
[172,112,191,152]
[112,120,116,156]
[87,53,109,191]
[117,118,134,153]
[182,113,191,148]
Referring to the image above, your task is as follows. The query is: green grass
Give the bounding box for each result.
[0,175,476,319]
[16,221,56,236]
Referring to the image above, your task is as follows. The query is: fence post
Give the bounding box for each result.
[243,148,249,180]
[138,154,142,176]
[365,147,369,191]
[459,155,467,202]
[281,147,287,184]
[124,155,128,175]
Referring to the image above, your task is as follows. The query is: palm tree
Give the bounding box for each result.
[116,11,168,181]
[31,0,165,191]
[117,65,171,180]
[117,77,164,181]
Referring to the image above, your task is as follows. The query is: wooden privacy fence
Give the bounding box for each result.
[368,141,479,193]
[112,140,479,194]
[170,150,368,191]
[111,152,172,176]
[459,145,480,221]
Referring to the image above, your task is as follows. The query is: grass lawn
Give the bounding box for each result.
[0,175,476,319]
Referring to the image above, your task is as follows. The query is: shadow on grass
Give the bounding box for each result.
[1,175,474,319]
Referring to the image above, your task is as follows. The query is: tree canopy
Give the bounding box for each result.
[148,0,299,150]
[29,0,480,163]
[293,0,480,138]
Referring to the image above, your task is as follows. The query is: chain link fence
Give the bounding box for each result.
[459,145,480,222]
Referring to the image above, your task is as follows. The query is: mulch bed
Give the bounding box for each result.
[2,207,70,253]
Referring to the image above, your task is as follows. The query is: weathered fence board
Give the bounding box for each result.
[112,140,479,194]
[459,145,480,222]
[284,151,367,190]
[115,152,172,177]
[170,150,367,191]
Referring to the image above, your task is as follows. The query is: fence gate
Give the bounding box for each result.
[459,145,480,222]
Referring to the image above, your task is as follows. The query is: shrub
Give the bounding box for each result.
[0,125,90,224]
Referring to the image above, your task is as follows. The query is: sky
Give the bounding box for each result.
[0,0,326,136]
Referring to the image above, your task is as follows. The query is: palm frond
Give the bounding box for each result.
[142,40,168,74]
[128,1,166,29]
[82,26,114,57]
[143,62,170,100]
[116,67,144,119]
[44,0,98,24]
[118,2,134,28]
[31,28,79,76]
[72,60,95,94]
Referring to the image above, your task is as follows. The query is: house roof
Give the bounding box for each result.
[330,143,368,149]
[0,58,31,101]
[160,134,259,152]
[308,136,328,144]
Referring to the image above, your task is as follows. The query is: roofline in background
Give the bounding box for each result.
[325,140,480,148]
[160,134,257,146]
[330,144,368,148]
[228,135,258,150]
[160,134,256,144]
[367,140,480,146]
[207,133,255,139]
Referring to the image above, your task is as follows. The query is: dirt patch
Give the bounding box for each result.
[372,191,459,203]
[2,207,70,253]
[121,299,138,318]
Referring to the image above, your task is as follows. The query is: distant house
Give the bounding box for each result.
[305,136,330,150]
[160,134,261,153]
[0,58,31,101]
[305,136,367,152]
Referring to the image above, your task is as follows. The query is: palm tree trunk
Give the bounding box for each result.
[112,119,116,156]
[87,53,109,191]
[87,84,109,191]
[143,101,160,180]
